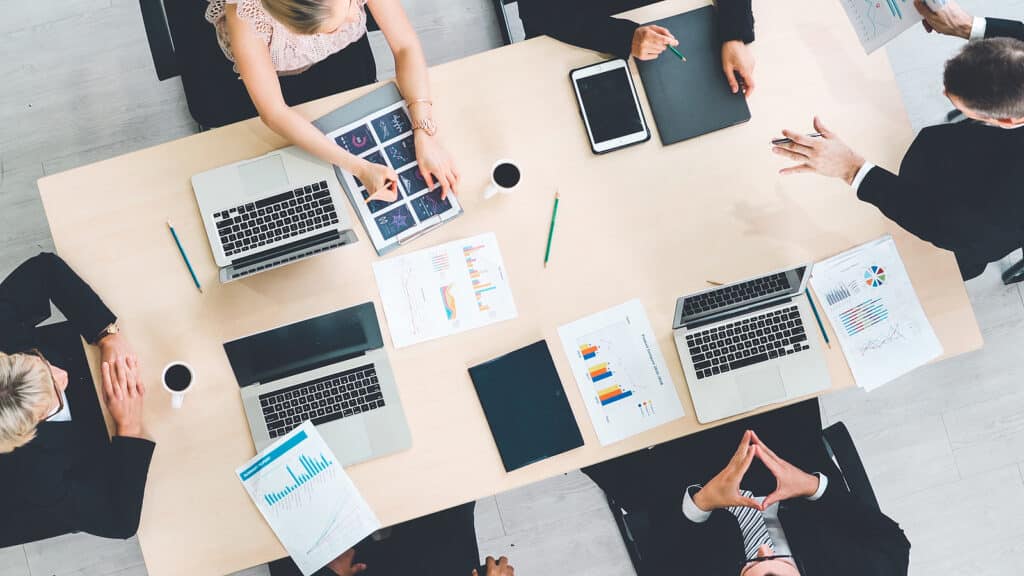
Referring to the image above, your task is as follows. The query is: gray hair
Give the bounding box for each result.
[0,353,52,453]
[261,0,335,34]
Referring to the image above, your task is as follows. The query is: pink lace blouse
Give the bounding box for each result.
[206,0,368,74]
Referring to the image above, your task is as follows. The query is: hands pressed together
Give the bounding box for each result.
[693,430,820,513]
[100,351,146,439]
[327,549,513,576]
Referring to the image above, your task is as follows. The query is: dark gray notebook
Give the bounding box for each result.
[636,6,751,145]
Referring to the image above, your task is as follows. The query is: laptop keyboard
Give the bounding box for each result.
[683,272,791,317]
[213,180,340,257]
[259,364,385,439]
[685,305,811,380]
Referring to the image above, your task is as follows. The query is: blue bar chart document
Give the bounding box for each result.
[838,0,922,53]
[810,236,942,391]
[237,422,380,575]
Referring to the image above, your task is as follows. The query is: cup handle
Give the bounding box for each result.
[171,392,184,409]
[483,183,499,200]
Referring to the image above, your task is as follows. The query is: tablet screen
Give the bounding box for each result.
[577,69,644,144]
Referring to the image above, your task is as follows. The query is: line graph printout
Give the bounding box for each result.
[558,300,685,445]
[237,422,380,576]
[838,0,922,53]
[373,233,517,348]
[810,235,942,391]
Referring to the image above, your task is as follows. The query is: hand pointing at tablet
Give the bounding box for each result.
[632,25,678,60]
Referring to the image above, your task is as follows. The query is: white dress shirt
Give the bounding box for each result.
[970,16,987,40]
[681,474,829,557]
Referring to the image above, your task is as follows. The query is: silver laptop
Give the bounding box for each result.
[223,302,411,465]
[192,147,358,283]
[672,265,831,424]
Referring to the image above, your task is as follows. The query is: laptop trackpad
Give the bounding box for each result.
[737,366,787,410]
[237,154,289,197]
[324,420,374,464]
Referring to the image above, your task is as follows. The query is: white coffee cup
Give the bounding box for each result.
[483,159,523,199]
[162,362,195,409]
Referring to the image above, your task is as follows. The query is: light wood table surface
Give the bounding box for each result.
[38,0,982,574]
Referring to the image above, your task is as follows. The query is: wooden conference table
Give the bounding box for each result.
[38,0,982,574]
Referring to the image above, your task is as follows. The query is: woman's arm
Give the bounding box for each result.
[226,4,398,200]
[369,0,460,197]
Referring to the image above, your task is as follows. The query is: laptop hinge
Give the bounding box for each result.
[221,229,357,283]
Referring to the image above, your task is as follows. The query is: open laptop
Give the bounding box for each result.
[192,147,358,283]
[223,302,411,465]
[672,265,831,424]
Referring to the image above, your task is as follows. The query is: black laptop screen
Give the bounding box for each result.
[224,302,383,387]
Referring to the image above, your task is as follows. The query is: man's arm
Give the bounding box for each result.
[0,253,116,350]
[517,0,639,59]
[982,17,1024,41]
[715,0,755,43]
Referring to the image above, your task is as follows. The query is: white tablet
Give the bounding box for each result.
[570,59,651,154]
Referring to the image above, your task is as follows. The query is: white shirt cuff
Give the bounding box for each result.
[970,16,987,40]
[850,162,875,191]
[682,485,713,523]
[806,473,829,501]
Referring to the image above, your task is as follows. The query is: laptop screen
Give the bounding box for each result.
[224,302,383,387]
[676,266,808,328]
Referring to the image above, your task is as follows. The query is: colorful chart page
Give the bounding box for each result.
[326,102,462,254]
[838,0,923,53]
[558,300,685,446]
[810,235,942,391]
[236,422,380,576]
[372,232,518,348]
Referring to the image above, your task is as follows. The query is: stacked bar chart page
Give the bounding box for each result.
[237,422,380,575]
[810,235,942,391]
[373,232,517,348]
[838,0,922,53]
[559,300,685,445]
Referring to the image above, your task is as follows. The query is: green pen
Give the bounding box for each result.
[543,191,560,268]
[668,44,687,62]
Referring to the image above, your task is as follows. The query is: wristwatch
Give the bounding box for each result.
[412,117,438,137]
[95,322,119,344]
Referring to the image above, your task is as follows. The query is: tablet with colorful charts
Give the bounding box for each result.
[325,101,463,255]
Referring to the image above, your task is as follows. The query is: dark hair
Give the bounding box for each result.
[944,37,1024,119]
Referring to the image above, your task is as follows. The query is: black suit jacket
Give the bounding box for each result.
[985,17,1024,40]
[0,253,155,546]
[518,0,755,60]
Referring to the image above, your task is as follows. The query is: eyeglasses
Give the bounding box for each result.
[738,554,805,575]
[27,349,63,422]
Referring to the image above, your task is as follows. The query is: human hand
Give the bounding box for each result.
[326,549,366,576]
[631,25,678,60]
[101,356,146,438]
[414,131,460,200]
[692,430,763,512]
[357,160,399,203]
[772,117,865,184]
[750,431,821,509]
[914,0,974,38]
[721,40,756,96]
[98,332,133,367]
[472,556,514,576]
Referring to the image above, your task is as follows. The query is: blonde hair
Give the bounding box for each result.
[0,353,53,453]
[261,0,335,34]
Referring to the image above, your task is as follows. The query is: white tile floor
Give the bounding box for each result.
[2,1,1023,575]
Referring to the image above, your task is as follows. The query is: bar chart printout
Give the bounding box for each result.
[559,300,685,445]
[810,235,942,391]
[237,422,380,575]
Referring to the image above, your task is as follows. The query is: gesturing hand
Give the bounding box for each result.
[472,556,514,576]
[327,548,367,576]
[751,431,821,509]
[693,430,763,512]
[632,25,678,60]
[358,161,399,204]
[414,132,460,200]
[101,356,146,439]
[721,40,756,96]
[772,117,865,184]
[913,0,974,39]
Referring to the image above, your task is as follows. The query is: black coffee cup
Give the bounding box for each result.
[485,160,522,198]
[162,362,195,408]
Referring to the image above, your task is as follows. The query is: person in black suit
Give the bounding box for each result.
[645,430,910,576]
[771,4,1024,281]
[0,253,154,546]
[517,0,758,96]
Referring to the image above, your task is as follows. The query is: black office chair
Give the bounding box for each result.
[601,420,879,573]
[138,0,379,129]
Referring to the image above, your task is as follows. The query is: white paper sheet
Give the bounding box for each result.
[558,300,685,446]
[837,0,922,53]
[324,101,462,253]
[237,422,380,576]
[372,232,518,348]
[810,235,942,391]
